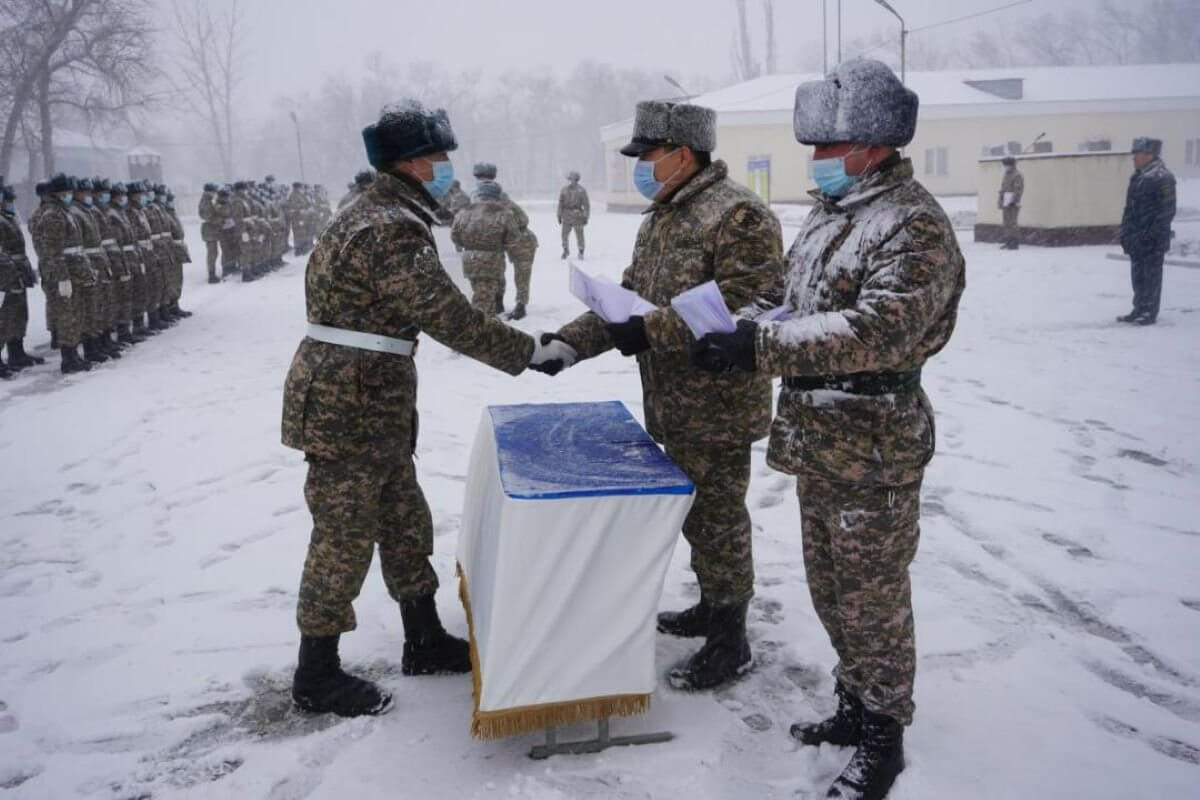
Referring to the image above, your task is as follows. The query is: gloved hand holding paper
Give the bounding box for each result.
[569,262,656,323]
[670,280,737,339]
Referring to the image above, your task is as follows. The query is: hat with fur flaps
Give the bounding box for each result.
[473,162,497,179]
[1131,137,1162,156]
[362,100,458,169]
[793,59,918,147]
[620,101,717,157]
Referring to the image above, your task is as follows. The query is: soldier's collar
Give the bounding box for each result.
[372,171,440,224]
[646,159,728,213]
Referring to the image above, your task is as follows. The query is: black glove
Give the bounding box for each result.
[528,332,577,376]
[690,318,759,373]
[606,315,649,356]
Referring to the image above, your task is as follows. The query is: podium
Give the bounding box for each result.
[457,401,694,754]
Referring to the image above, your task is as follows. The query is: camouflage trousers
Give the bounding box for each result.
[220,235,240,269]
[47,282,84,348]
[1002,206,1020,247]
[798,474,921,725]
[560,223,585,255]
[297,454,439,637]
[168,260,184,303]
[510,255,533,306]
[663,438,754,607]
[0,289,28,341]
[144,261,165,311]
[204,240,219,278]
[127,261,147,317]
[462,251,505,314]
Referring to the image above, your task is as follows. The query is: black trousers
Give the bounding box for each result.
[1130,251,1164,320]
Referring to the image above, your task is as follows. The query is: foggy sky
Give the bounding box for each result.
[156,0,1105,114]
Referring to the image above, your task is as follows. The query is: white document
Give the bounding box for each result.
[568,262,656,323]
[757,305,794,322]
[670,280,737,339]
[1002,191,1015,207]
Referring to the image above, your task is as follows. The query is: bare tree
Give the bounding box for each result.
[731,0,761,81]
[171,0,243,179]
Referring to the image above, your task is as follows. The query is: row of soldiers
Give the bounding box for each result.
[197,177,332,283]
[1,174,193,376]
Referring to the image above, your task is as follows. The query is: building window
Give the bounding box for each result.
[925,147,948,176]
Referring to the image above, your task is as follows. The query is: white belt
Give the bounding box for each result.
[101,239,117,246]
[119,275,131,282]
[63,246,83,255]
[85,247,103,255]
[122,245,137,252]
[138,240,152,248]
[306,323,415,357]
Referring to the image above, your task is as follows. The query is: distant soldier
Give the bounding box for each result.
[441,179,470,219]
[997,156,1024,250]
[199,182,222,282]
[1118,136,1175,326]
[0,183,43,372]
[337,170,374,211]
[31,174,92,373]
[286,182,310,256]
[94,179,140,346]
[109,183,151,340]
[219,184,243,277]
[280,100,572,718]
[451,180,523,314]
[557,170,589,259]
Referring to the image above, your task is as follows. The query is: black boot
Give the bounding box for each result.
[578,248,584,260]
[7,339,43,368]
[825,709,905,800]
[208,274,220,284]
[667,599,752,691]
[102,331,123,358]
[61,346,92,374]
[83,337,109,363]
[657,598,711,638]
[507,303,526,321]
[399,595,471,676]
[292,634,393,717]
[0,358,11,379]
[561,249,568,260]
[159,306,178,325]
[1116,311,1139,323]
[791,681,864,747]
[173,302,192,318]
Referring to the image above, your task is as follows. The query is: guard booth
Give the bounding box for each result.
[127,146,163,184]
[975,151,1133,246]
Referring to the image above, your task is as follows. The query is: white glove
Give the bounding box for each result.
[241,232,250,242]
[223,218,235,229]
[58,279,73,298]
[529,332,577,376]
[1002,192,1015,208]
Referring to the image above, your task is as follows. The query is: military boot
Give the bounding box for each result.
[667,599,752,691]
[825,709,905,800]
[6,339,44,368]
[507,303,526,321]
[159,305,178,325]
[292,635,393,717]
[101,330,123,358]
[1116,311,1139,323]
[791,681,864,747]
[399,595,472,676]
[0,358,11,379]
[173,302,192,318]
[83,337,109,364]
[207,274,220,284]
[578,248,584,260]
[61,346,92,374]
[145,310,165,332]
[561,248,568,259]
[657,598,711,638]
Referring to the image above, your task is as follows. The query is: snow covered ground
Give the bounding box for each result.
[1,202,1198,799]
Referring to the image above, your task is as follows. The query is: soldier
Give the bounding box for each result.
[286,181,310,256]
[0,184,44,372]
[110,183,152,340]
[231,181,257,281]
[164,190,193,313]
[998,156,1024,250]
[280,100,574,718]
[451,180,523,314]
[73,178,120,362]
[218,184,242,277]
[557,170,589,259]
[1118,136,1175,326]
[336,170,373,211]
[199,182,222,282]
[692,60,966,800]
[471,163,531,315]
[128,182,169,331]
[548,100,784,691]
[32,174,92,373]
[94,179,139,346]
[439,178,470,221]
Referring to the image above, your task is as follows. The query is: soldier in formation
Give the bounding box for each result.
[0,181,43,377]
[557,170,589,259]
[280,99,573,717]
[1118,136,1175,326]
[998,156,1024,250]
[693,59,966,800]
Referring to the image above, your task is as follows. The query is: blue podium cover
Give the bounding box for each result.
[489,401,695,500]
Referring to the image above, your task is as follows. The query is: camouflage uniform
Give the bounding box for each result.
[96,198,133,329]
[557,159,784,606]
[218,190,242,273]
[439,181,470,220]
[504,226,537,307]
[1119,156,1175,322]
[999,165,1024,248]
[450,194,523,313]
[71,202,110,338]
[165,201,190,302]
[281,171,535,636]
[285,186,310,255]
[32,199,89,349]
[557,180,589,256]
[0,205,36,347]
[124,198,157,321]
[199,189,221,280]
[755,156,966,725]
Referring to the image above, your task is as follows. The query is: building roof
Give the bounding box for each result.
[602,63,1200,136]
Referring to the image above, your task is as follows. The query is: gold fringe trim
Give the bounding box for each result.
[457,562,651,740]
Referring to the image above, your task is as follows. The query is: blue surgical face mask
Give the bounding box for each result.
[82,195,93,206]
[632,149,682,201]
[139,195,149,207]
[2,202,13,215]
[811,157,856,198]
[422,159,454,199]
[116,196,128,207]
[61,192,73,206]
[98,193,110,205]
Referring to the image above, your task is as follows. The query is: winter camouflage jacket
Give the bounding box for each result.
[1120,158,1175,257]
[438,184,471,219]
[450,197,522,253]
[557,183,590,225]
[96,204,132,280]
[198,191,220,242]
[73,204,112,282]
[998,168,1024,208]
[0,212,36,290]
[558,159,784,445]
[32,200,91,286]
[281,171,535,461]
[756,157,966,486]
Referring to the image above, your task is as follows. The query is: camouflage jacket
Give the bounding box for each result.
[0,212,36,289]
[33,200,91,285]
[559,159,784,445]
[451,198,522,252]
[1120,157,1175,256]
[999,168,1024,208]
[506,226,538,263]
[73,204,112,281]
[198,191,220,241]
[441,184,471,217]
[281,171,535,460]
[285,190,308,222]
[96,204,131,279]
[756,157,966,486]
[557,183,590,225]
[122,205,154,269]
[336,186,363,211]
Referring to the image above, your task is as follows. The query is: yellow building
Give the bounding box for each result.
[600,64,1200,210]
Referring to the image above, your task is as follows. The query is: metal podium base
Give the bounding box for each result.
[528,718,674,759]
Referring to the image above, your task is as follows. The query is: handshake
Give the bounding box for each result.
[528,332,576,376]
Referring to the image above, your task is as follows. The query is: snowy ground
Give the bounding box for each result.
[1,202,1198,799]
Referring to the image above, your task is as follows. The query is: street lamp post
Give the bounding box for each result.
[289,110,306,182]
[873,0,908,84]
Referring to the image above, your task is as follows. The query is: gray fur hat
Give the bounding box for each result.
[793,59,918,147]
[362,100,457,168]
[1130,137,1162,156]
[620,101,717,157]
[473,162,497,179]
[566,170,580,182]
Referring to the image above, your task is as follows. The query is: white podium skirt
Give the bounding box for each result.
[457,412,693,739]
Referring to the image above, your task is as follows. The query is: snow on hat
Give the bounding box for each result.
[620,101,717,157]
[793,59,918,147]
[46,173,75,193]
[1130,137,1162,156]
[567,170,580,181]
[473,162,497,179]
[475,179,502,199]
[362,99,458,168]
